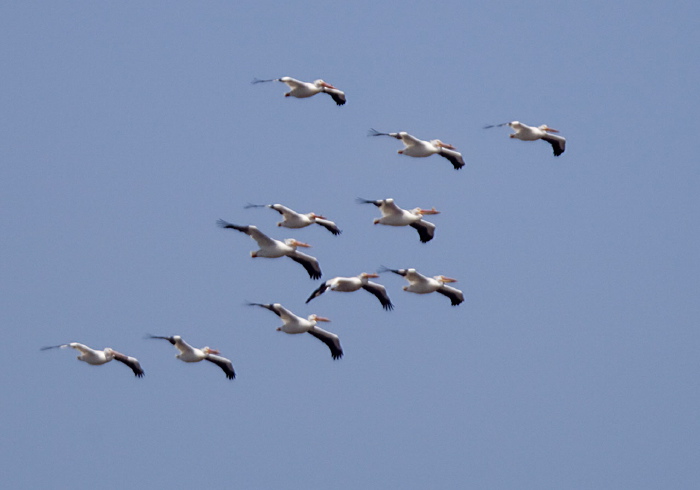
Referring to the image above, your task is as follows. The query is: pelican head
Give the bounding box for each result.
[204,347,220,355]
[309,314,331,323]
[360,272,379,279]
[314,79,335,89]
[417,207,440,216]
[432,140,455,150]
[436,275,457,283]
[309,213,326,220]
[173,335,182,342]
[285,238,311,248]
[538,125,558,133]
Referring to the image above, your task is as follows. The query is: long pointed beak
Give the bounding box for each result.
[545,127,559,133]
[440,276,457,283]
[207,348,220,355]
[363,273,379,278]
[311,213,326,220]
[292,240,311,248]
[321,82,336,89]
[314,316,331,322]
[419,208,440,215]
[439,142,456,149]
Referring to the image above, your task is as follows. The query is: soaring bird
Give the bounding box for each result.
[40,342,144,377]
[146,335,235,379]
[484,121,566,156]
[357,198,440,243]
[380,267,464,306]
[306,272,394,310]
[217,219,322,279]
[368,129,465,169]
[252,77,346,106]
[245,203,341,235]
[248,302,343,360]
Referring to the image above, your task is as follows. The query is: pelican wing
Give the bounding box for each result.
[279,76,304,89]
[379,200,403,217]
[306,281,330,303]
[66,342,93,355]
[307,326,343,360]
[409,219,436,243]
[249,303,299,324]
[362,282,394,310]
[404,269,429,285]
[205,354,236,380]
[368,128,402,139]
[438,147,466,169]
[40,343,72,351]
[483,122,511,129]
[437,285,464,306]
[398,132,422,148]
[323,87,346,106]
[269,204,298,217]
[287,250,322,279]
[379,266,408,277]
[314,218,341,235]
[541,133,566,156]
[112,352,145,377]
[146,335,176,345]
[217,220,277,248]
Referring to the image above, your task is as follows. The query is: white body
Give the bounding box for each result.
[41,342,144,377]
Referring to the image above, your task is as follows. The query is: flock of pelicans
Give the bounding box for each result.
[42,76,567,380]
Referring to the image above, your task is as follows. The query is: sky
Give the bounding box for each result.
[2,1,699,488]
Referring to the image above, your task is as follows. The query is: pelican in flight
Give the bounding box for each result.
[41,343,144,377]
[245,203,341,235]
[368,129,465,169]
[248,302,343,360]
[306,272,394,310]
[147,335,235,379]
[252,77,346,106]
[484,121,566,156]
[357,198,440,243]
[217,219,322,279]
[380,267,464,306]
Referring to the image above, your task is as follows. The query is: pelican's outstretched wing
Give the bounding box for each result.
[362,282,394,310]
[307,326,343,360]
[205,354,236,379]
[112,351,145,377]
[409,220,436,243]
[541,133,566,156]
[287,250,322,279]
[436,285,465,306]
[437,147,466,169]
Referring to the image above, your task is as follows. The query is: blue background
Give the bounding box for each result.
[2,1,699,488]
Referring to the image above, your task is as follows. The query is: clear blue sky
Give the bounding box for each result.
[2,1,699,488]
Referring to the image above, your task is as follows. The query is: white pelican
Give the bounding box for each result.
[306,272,394,311]
[217,219,322,279]
[248,302,343,360]
[357,198,440,243]
[252,77,346,106]
[245,203,341,235]
[380,266,464,306]
[41,343,144,377]
[368,129,465,169]
[484,121,566,156]
[147,335,235,379]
